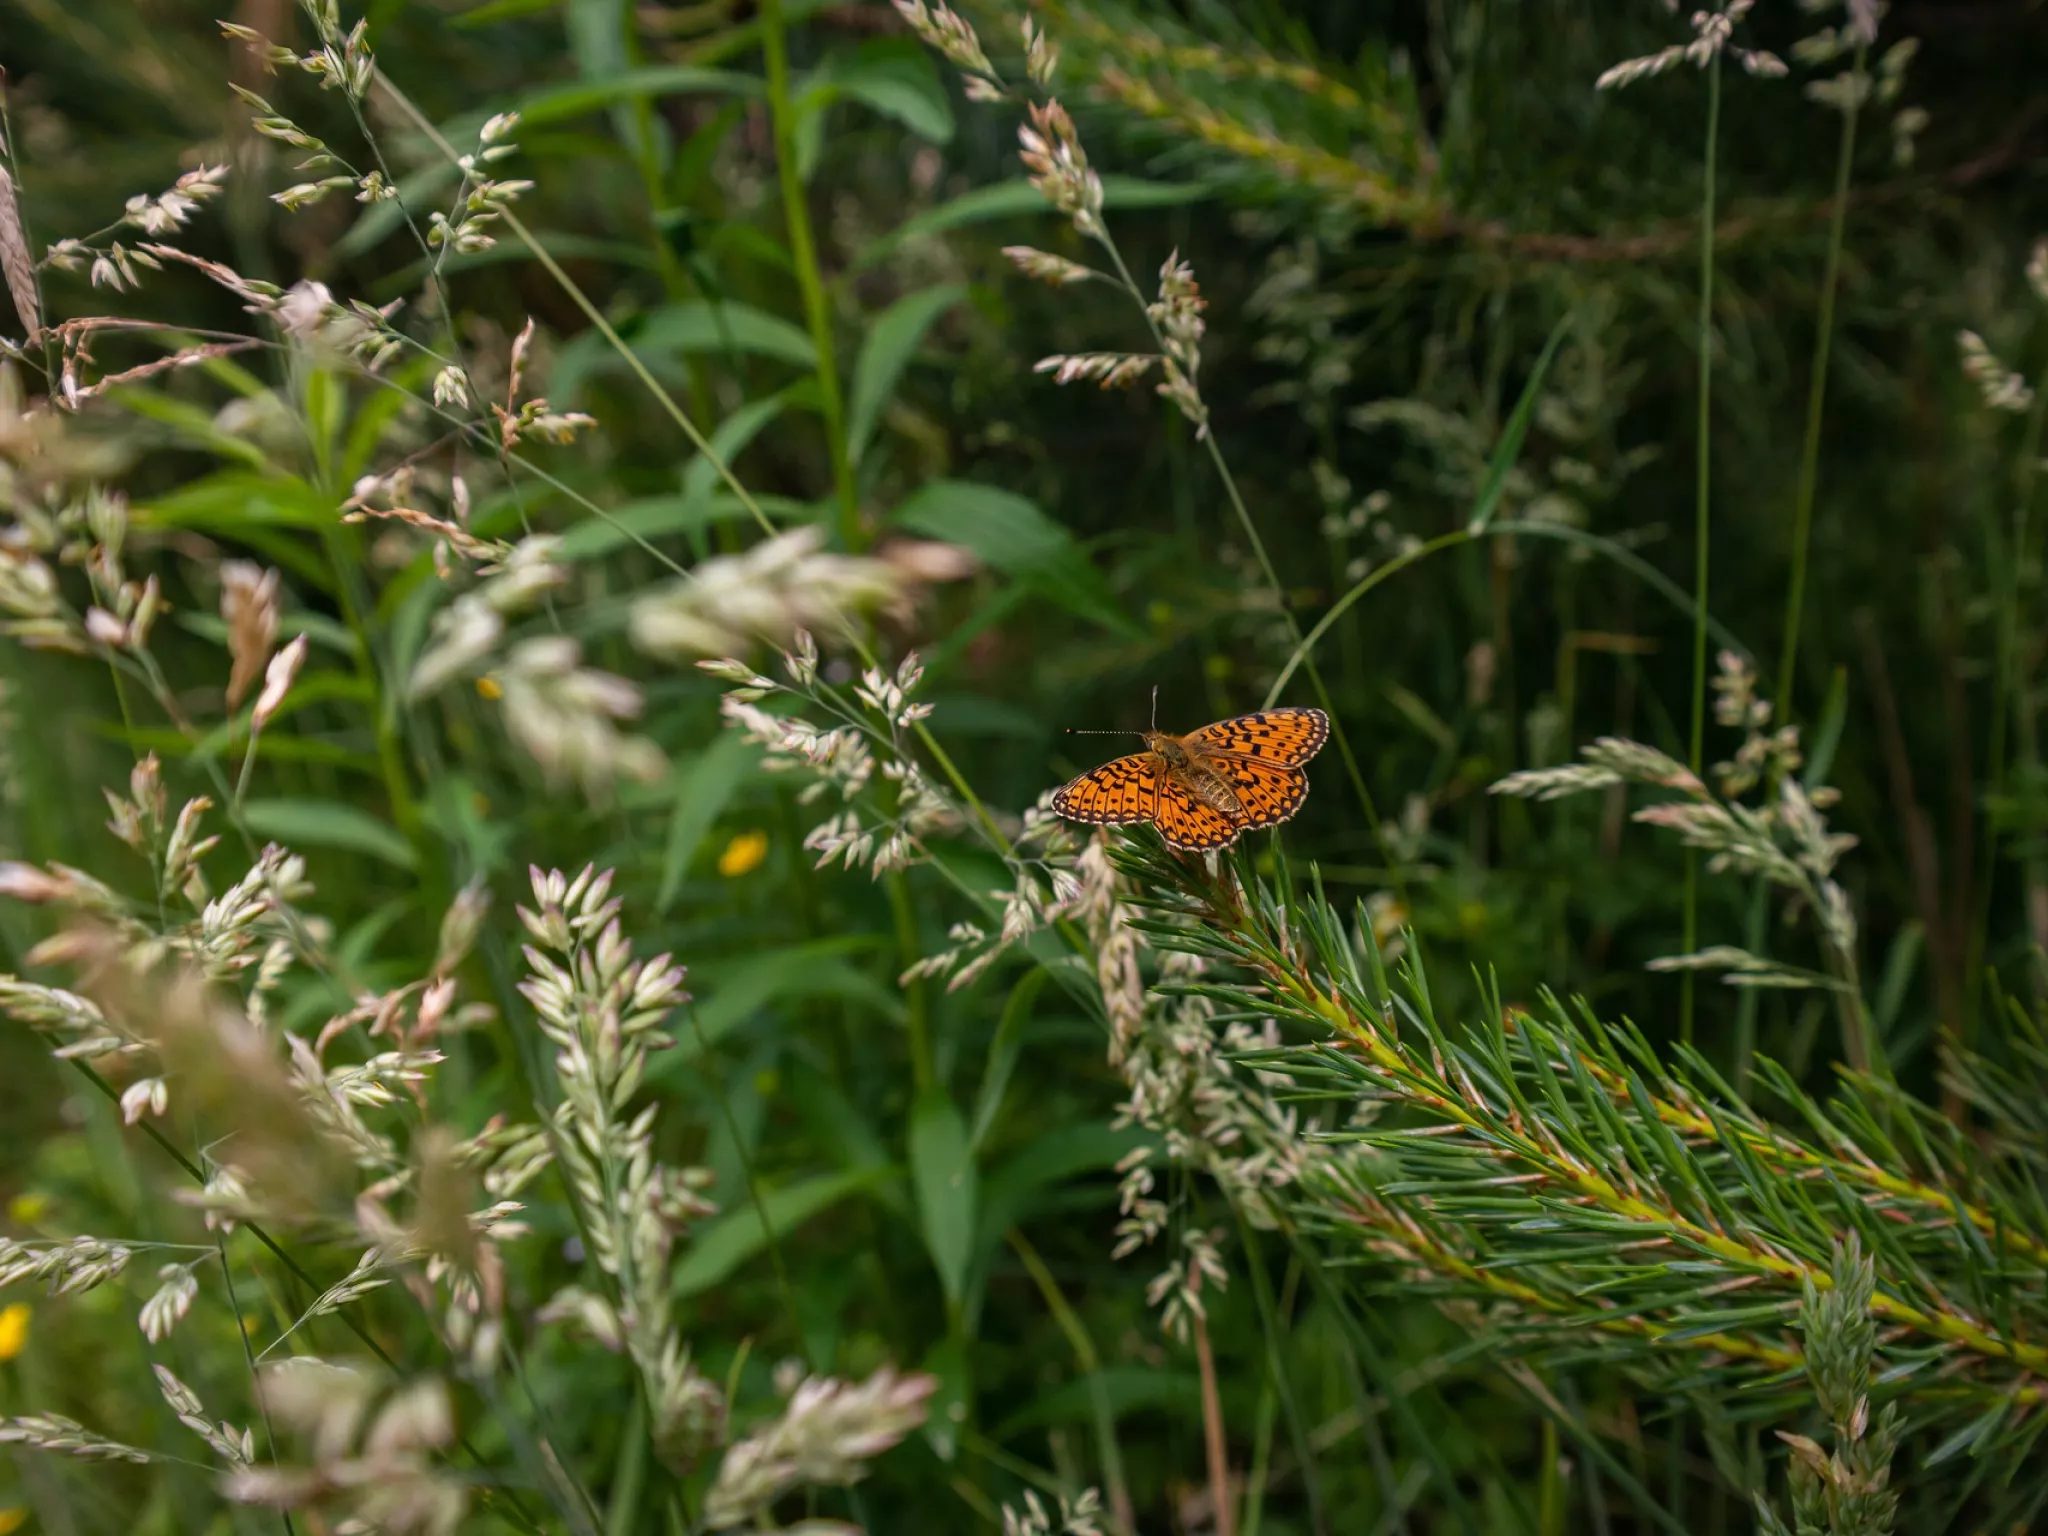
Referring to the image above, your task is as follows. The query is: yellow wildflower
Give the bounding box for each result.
[0,1505,27,1534]
[7,1192,47,1225]
[0,1303,30,1363]
[718,830,769,878]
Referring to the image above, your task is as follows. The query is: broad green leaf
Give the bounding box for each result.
[910,1089,977,1307]
[114,391,272,470]
[139,472,336,532]
[656,733,760,911]
[240,799,415,870]
[651,938,902,1075]
[1467,312,1572,535]
[658,0,839,68]
[977,1123,1146,1248]
[551,301,817,405]
[380,234,661,297]
[557,491,806,562]
[104,672,375,770]
[420,773,517,877]
[672,1167,892,1299]
[970,968,1047,1151]
[919,1334,970,1463]
[847,283,966,466]
[387,575,446,710]
[1874,921,1924,1034]
[795,41,952,179]
[452,0,558,23]
[514,65,760,129]
[679,391,791,509]
[994,1368,1200,1439]
[566,0,641,160]
[828,41,952,144]
[105,727,378,777]
[892,479,1142,638]
[853,174,1212,272]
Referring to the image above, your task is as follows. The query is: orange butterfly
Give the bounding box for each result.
[1052,704,1330,852]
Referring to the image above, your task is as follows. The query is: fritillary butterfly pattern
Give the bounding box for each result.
[1052,707,1330,852]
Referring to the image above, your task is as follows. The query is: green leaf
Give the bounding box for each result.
[513,65,760,129]
[113,391,272,470]
[140,472,335,532]
[910,1089,977,1308]
[978,1123,1146,1247]
[1467,312,1572,535]
[919,1334,971,1463]
[557,492,808,562]
[679,390,791,510]
[651,939,902,1076]
[452,0,558,23]
[793,42,952,181]
[892,480,1142,637]
[853,174,1211,272]
[672,1167,892,1300]
[822,39,954,144]
[240,799,416,870]
[551,301,817,405]
[656,733,760,911]
[847,283,966,466]
[994,1368,1199,1439]
[970,968,1047,1151]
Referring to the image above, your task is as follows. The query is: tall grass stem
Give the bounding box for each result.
[761,0,863,549]
[1682,57,1724,1048]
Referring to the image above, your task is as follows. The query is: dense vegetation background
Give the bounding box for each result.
[1,0,2046,1532]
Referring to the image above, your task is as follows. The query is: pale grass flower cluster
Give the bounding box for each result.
[0,158,38,340]
[224,1360,464,1535]
[1004,1487,1106,1536]
[1001,245,1099,288]
[631,525,963,661]
[518,864,725,1469]
[1073,841,1347,1340]
[0,481,164,659]
[1595,1,1788,91]
[1028,251,1213,428]
[706,638,1081,981]
[1958,328,2035,414]
[122,166,230,236]
[702,1364,938,1529]
[1494,665,1863,999]
[218,560,281,709]
[498,636,666,797]
[711,642,959,878]
[406,531,569,698]
[890,0,994,83]
[1148,251,1209,431]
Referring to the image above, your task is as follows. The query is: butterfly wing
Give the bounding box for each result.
[1152,775,1244,851]
[1053,752,1161,826]
[1189,707,1330,766]
[1204,754,1310,830]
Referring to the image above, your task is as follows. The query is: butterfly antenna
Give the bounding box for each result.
[1066,727,1146,736]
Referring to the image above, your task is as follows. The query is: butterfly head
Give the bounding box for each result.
[1147,732,1191,769]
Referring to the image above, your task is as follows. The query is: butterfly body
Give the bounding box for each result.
[1054,707,1330,852]
[1145,732,1245,818]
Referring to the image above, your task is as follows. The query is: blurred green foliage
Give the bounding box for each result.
[1,0,2046,1531]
